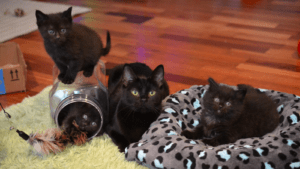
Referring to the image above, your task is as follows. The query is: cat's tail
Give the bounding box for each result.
[102,31,111,56]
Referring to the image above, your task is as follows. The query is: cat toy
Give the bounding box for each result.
[1,103,88,156]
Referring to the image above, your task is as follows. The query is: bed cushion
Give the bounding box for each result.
[125,85,300,169]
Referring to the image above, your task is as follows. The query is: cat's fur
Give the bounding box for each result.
[36,7,111,84]
[181,78,280,146]
[60,102,102,138]
[105,62,169,152]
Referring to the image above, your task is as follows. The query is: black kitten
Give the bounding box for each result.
[105,62,169,152]
[36,7,111,84]
[60,102,101,138]
[181,78,279,146]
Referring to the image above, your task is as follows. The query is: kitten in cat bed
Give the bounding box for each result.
[36,7,111,84]
[181,78,280,146]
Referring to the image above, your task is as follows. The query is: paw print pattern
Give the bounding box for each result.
[197,150,207,160]
[151,156,165,169]
[282,139,300,149]
[164,107,179,117]
[136,149,148,163]
[165,129,178,136]
[180,90,189,96]
[180,108,190,119]
[216,149,231,162]
[287,112,300,126]
[166,96,180,105]
[183,152,196,169]
[253,147,269,157]
[277,104,284,114]
[191,98,201,111]
[158,141,177,153]
[261,162,275,169]
[213,164,229,169]
[236,152,250,164]
[284,159,300,169]
[184,139,198,145]
[159,117,173,124]
[187,119,200,128]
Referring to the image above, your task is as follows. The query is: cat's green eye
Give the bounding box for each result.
[48,30,55,35]
[91,122,96,126]
[131,90,139,96]
[214,98,220,103]
[61,29,66,34]
[149,91,156,97]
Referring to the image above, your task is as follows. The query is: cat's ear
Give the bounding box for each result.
[235,89,247,101]
[208,78,219,91]
[151,65,165,87]
[62,7,72,23]
[122,65,137,87]
[35,10,48,25]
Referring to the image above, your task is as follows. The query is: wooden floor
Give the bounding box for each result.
[1,0,300,108]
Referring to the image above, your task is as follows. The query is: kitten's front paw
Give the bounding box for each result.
[58,73,66,81]
[181,130,197,139]
[61,75,75,84]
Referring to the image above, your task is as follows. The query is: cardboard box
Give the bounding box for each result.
[0,42,27,95]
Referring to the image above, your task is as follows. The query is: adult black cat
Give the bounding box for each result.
[36,7,111,84]
[60,102,102,139]
[181,78,280,146]
[105,62,169,152]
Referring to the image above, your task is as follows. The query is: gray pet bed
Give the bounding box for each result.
[125,85,300,169]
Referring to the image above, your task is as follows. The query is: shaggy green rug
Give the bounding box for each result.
[0,86,147,169]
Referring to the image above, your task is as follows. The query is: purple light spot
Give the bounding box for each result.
[137,47,146,62]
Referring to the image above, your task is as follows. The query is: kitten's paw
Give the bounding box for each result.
[61,76,75,84]
[58,73,66,81]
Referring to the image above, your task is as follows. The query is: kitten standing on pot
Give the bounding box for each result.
[36,7,111,84]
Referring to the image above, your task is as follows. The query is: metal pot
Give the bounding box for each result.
[49,60,108,139]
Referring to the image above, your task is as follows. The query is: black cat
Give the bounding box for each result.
[60,102,102,139]
[105,62,169,152]
[36,7,111,84]
[181,78,279,146]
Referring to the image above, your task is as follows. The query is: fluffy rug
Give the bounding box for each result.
[0,86,147,169]
[0,0,91,43]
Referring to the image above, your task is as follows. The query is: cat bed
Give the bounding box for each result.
[125,84,300,169]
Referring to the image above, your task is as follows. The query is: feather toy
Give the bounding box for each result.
[1,103,88,156]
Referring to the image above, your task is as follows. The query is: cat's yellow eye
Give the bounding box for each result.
[131,90,139,96]
[149,91,156,97]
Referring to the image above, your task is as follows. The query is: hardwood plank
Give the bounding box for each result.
[1,0,300,109]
